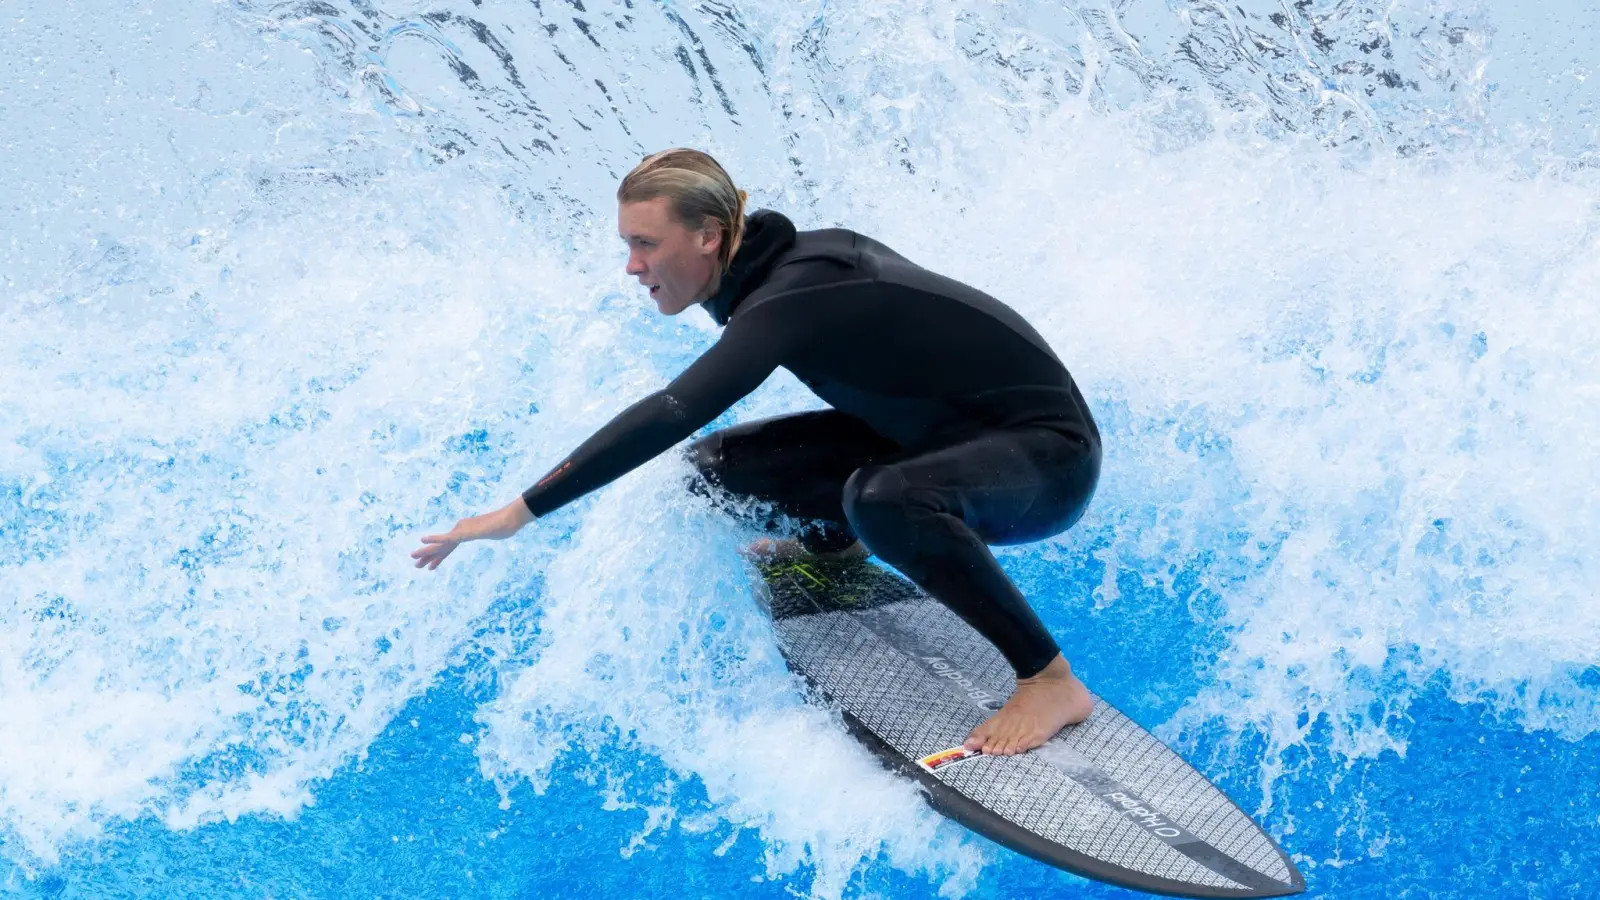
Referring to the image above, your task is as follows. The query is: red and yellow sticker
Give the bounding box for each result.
[917,745,985,774]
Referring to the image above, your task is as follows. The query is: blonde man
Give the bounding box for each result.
[414,148,1102,756]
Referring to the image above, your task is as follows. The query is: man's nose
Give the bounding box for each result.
[625,255,646,275]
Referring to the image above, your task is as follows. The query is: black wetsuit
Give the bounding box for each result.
[522,209,1101,678]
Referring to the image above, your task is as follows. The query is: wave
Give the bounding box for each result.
[3,0,1596,893]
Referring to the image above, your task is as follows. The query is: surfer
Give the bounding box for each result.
[412,148,1102,756]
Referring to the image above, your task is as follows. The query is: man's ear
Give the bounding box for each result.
[699,218,724,255]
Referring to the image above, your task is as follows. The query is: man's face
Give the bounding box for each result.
[619,197,722,316]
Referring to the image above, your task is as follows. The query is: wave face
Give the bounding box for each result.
[3,0,1598,896]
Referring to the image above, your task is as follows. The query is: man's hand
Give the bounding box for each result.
[411,499,534,570]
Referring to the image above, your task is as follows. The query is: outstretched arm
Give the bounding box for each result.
[411,497,534,571]
[412,309,786,570]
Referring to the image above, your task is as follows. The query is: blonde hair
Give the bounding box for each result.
[617,148,749,275]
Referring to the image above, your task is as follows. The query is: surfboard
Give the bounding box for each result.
[755,557,1306,898]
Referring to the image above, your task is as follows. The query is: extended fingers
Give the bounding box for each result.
[412,544,453,567]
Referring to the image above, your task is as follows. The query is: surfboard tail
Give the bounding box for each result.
[837,699,1306,898]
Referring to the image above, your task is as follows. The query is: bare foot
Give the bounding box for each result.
[742,537,868,564]
[963,655,1093,756]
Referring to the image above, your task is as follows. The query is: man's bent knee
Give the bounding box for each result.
[841,464,916,542]
[684,432,728,496]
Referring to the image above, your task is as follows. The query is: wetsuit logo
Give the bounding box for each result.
[534,460,571,488]
[1104,791,1184,839]
[919,656,1005,710]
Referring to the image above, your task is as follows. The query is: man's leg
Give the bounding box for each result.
[685,410,900,553]
[840,427,1101,754]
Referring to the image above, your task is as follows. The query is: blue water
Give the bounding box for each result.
[4,1,1599,897]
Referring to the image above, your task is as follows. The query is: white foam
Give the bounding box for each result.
[474,475,985,896]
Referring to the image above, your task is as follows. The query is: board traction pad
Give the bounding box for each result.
[756,557,1305,899]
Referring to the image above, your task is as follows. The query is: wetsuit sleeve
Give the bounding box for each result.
[520,309,789,518]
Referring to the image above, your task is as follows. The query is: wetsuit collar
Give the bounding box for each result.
[701,209,797,326]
